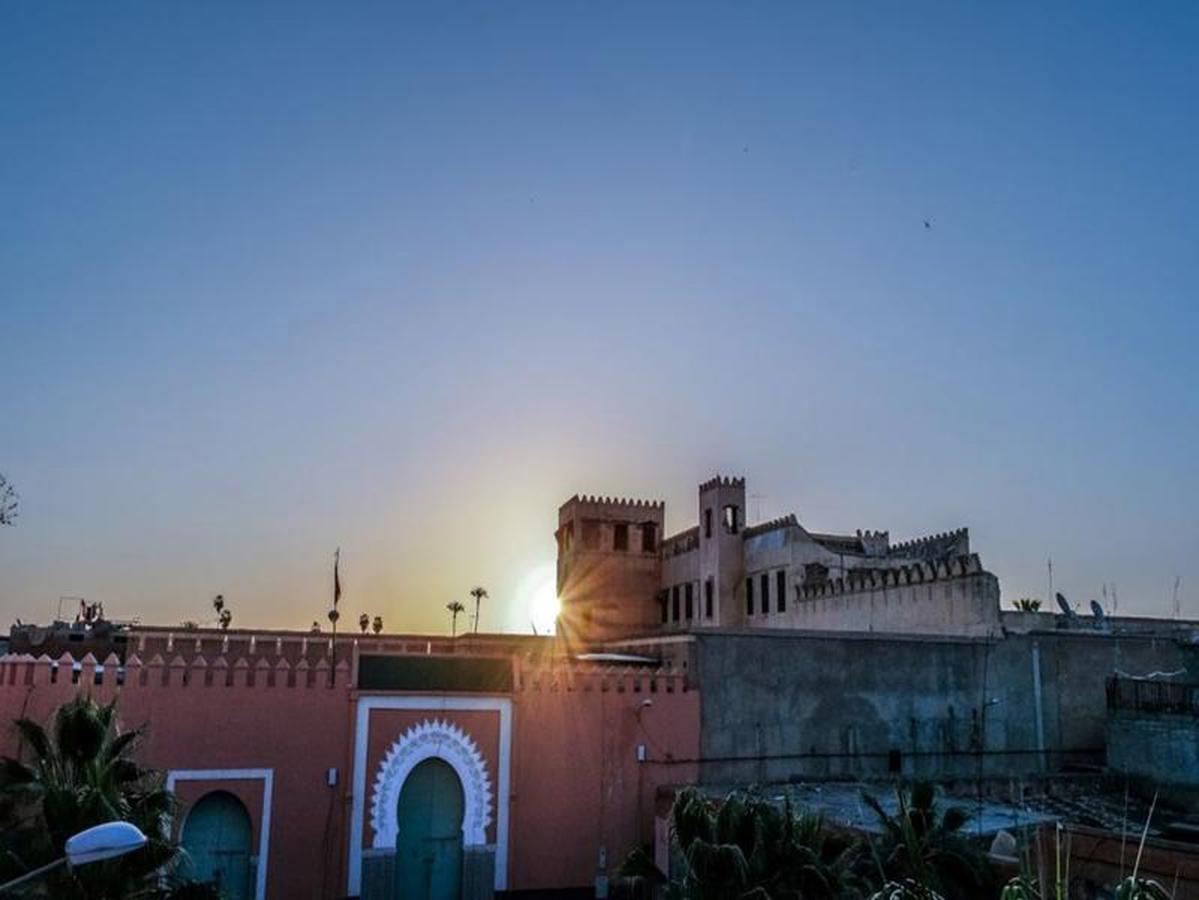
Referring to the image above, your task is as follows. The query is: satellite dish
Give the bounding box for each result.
[1056,592,1076,618]
[1090,600,1106,620]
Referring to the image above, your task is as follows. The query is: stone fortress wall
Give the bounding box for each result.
[559,474,1002,640]
[0,636,700,900]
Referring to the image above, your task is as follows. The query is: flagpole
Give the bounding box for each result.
[329,548,341,686]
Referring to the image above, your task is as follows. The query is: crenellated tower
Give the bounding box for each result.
[555,494,665,643]
[697,475,746,626]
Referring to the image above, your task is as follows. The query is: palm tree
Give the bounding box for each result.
[446,601,466,637]
[469,586,488,634]
[862,782,992,900]
[650,786,864,900]
[0,695,211,899]
[371,615,383,635]
[358,613,370,633]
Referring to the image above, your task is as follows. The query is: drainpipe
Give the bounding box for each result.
[1032,640,1047,771]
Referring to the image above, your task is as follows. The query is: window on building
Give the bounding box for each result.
[746,577,754,615]
[705,579,714,618]
[761,573,770,613]
[685,582,694,620]
[641,522,657,553]
[672,585,680,622]
[582,520,600,549]
[614,523,629,551]
[659,593,668,624]
[704,508,712,539]
[722,504,740,534]
[777,570,787,613]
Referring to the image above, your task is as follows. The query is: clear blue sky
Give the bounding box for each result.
[2,3,1196,632]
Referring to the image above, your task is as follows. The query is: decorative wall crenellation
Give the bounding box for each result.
[797,553,986,600]
[514,662,686,694]
[698,475,745,492]
[887,528,969,559]
[0,651,353,690]
[566,494,664,510]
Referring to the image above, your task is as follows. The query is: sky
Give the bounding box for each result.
[2,3,1197,634]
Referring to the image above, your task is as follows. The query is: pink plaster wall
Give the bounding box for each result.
[0,651,700,898]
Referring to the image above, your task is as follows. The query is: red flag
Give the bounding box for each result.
[334,548,341,607]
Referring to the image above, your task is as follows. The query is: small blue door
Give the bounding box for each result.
[181,790,255,900]
[395,758,464,900]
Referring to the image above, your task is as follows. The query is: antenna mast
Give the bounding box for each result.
[1173,576,1182,620]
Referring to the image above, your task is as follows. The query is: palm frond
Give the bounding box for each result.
[11,719,52,763]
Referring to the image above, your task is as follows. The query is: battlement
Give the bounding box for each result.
[0,651,692,699]
[797,553,987,601]
[888,527,969,560]
[742,514,798,540]
[565,494,664,510]
[662,526,700,557]
[0,650,352,691]
[514,660,687,694]
[698,475,746,492]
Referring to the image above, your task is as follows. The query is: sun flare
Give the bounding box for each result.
[519,562,560,636]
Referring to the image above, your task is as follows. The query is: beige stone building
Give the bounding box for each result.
[556,475,1001,642]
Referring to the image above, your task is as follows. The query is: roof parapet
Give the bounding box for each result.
[565,494,665,510]
[797,553,987,601]
[698,475,746,492]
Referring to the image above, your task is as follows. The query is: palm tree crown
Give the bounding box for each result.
[0,696,206,899]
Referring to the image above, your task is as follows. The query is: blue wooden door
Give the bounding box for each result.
[181,790,255,900]
[395,758,464,900]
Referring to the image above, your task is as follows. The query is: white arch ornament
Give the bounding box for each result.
[369,719,493,848]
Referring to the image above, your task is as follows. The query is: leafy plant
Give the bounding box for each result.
[868,880,945,900]
[1114,875,1172,900]
[664,786,864,899]
[862,782,993,900]
[0,695,199,898]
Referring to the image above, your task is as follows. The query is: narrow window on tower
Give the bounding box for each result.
[641,522,656,553]
[672,585,680,622]
[705,579,714,618]
[723,505,740,534]
[613,523,629,551]
[704,508,713,539]
[777,570,787,613]
[685,582,694,620]
[746,577,754,615]
[761,573,770,614]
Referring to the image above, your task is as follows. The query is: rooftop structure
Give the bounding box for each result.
[557,475,1000,642]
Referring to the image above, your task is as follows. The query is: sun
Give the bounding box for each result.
[518,562,560,636]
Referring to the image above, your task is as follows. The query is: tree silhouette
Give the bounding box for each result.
[469,586,488,634]
[358,613,370,633]
[446,601,466,637]
[371,615,383,635]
